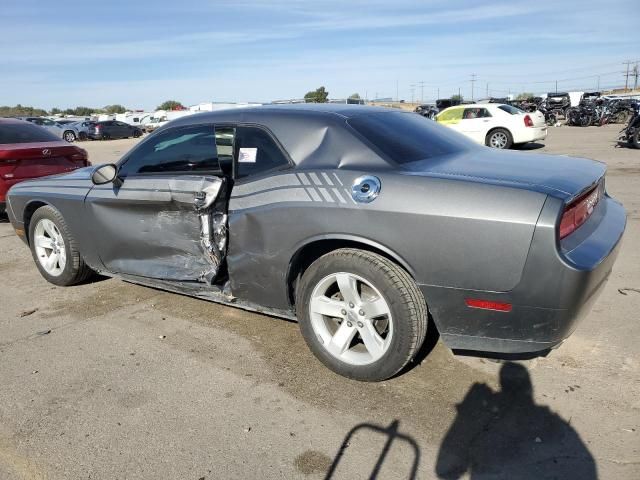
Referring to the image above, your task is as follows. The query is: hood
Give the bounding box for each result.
[402,148,606,201]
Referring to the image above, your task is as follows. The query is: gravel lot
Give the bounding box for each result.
[0,125,638,479]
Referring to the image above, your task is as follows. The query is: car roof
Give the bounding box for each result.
[154,104,402,169]
[0,117,31,124]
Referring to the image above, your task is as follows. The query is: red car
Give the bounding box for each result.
[0,118,89,213]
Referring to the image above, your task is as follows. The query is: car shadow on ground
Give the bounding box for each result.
[325,363,597,480]
[0,212,9,223]
[514,142,546,151]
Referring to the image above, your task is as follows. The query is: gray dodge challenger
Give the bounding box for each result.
[5,104,626,381]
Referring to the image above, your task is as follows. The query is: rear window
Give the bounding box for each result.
[498,105,525,115]
[0,122,60,144]
[348,112,475,165]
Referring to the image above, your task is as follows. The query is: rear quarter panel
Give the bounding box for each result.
[227,169,547,310]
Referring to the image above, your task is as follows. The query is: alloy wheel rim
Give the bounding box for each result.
[309,272,393,366]
[34,219,66,276]
[64,132,74,142]
[491,132,508,148]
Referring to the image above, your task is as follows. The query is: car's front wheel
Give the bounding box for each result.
[63,130,76,142]
[296,249,427,381]
[29,206,94,286]
[486,128,513,149]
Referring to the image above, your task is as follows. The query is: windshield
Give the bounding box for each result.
[348,111,476,165]
[0,122,61,144]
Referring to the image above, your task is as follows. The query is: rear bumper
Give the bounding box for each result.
[424,195,625,354]
[514,126,547,144]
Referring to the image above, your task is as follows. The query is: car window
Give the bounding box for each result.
[463,108,492,119]
[0,122,61,144]
[42,118,56,126]
[234,126,290,179]
[349,111,475,165]
[498,105,525,115]
[436,107,463,123]
[120,124,220,176]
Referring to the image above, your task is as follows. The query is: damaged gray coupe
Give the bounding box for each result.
[6,105,626,381]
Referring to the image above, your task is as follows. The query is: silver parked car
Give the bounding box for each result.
[5,105,625,381]
[21,117,80,142]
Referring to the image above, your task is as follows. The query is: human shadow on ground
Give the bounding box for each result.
[435,362,597,480]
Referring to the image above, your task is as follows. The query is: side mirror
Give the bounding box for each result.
[91,164,118,185]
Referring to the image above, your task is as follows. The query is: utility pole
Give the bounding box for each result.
[555,80,558,93]
[410,84,416,104]
[623,60,632,91]
[418,81,425,102]
[437,87,440,99]
[458,87,461,100]
[597,76,600,91]
[486,82,489,98]
[396,80,399,102]
[470,74,477,101]
[633,63,639,91]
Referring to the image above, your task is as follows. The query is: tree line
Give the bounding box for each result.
[0,100,186,118]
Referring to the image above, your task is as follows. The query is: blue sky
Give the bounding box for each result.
[1,0,638,110]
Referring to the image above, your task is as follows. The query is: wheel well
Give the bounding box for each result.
[23,201,48,245]
[286,239,413,307]
[485,126,512,143]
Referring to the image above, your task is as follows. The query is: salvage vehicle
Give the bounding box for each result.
[0,118,89,213]
[436,103,547,149]
[5,105,625,381]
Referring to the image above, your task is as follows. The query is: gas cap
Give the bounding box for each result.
[351,175,381,203]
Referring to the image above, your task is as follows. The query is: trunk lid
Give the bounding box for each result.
[402,148,606,201]
[0,141,88,180]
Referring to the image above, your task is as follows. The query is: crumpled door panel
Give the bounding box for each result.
[86,175,228,282]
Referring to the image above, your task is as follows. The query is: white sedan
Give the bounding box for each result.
[436,103,547,149]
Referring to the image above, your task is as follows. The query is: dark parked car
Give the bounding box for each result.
[5,105,625,381]
[87,121,143,140]
[0,118,89,213]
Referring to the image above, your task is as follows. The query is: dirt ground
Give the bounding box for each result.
[0,124,638,479]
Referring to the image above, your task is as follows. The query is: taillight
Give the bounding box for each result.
[70,148,89,165]
[524,115,534,127]
[559,181,604,239]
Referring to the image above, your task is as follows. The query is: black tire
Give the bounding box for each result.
[28,205,94,286]
[296,248,428,382]
[63,130,76,143]
[133,130,142,138]
[78,132,87,141]
[630,129,640,149]
[485,128,513,149]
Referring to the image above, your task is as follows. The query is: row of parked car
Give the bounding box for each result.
[17,117,144,143]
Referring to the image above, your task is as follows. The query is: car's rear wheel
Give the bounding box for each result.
[29,206,94,286]
[63,130,76,142]
[296,248,427,381]
[133,130,142,138]
[486,128,512,149]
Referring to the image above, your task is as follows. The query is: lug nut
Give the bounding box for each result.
[357,321,364,328]
[359,309,365,316]
[341,309,347,315]
[349,302,354,308]
[347,322,353,327]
